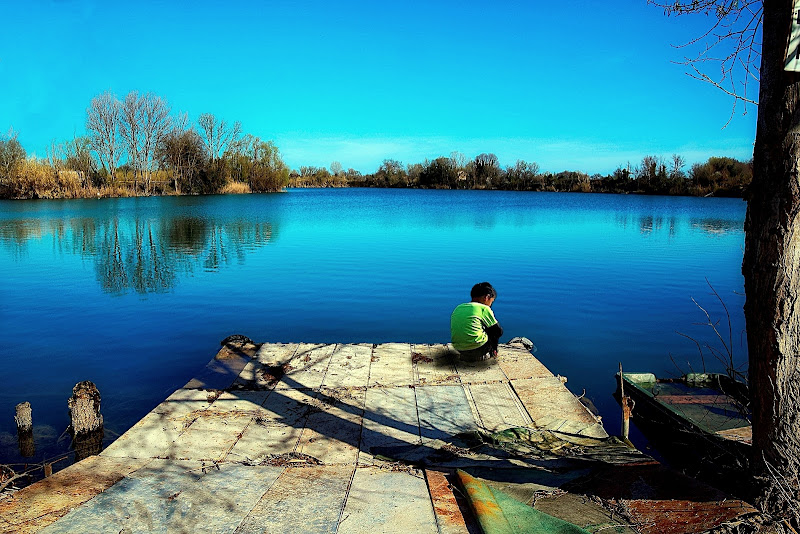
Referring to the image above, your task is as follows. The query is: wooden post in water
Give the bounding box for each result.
[618,363,634,441]
[68,381,103,434]
[15,401,35,457]
[68,381,104,460]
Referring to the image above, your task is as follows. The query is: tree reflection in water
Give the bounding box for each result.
[0,215,275,294]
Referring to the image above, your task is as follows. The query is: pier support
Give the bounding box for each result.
[15,402,35,457]
[68,381,103,434]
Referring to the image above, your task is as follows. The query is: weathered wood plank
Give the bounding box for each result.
[468,382,533,432]
[512,377,608,438]
[337,467,438,534]
[497,345,553,380]
[235,465,354,534]
[322,343,373,388]
[413,344,460,386]
[226,388,315,463]
[38,461,282,534]
[101,411,186,459]
[0,456,148,534]
[276,343,335,390]
[416,385,477,443]
[296,389,366,465]
[454,357,508,384]
[360,386,420,462]
[368,343,414,387]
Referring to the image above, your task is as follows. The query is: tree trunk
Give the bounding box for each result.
[744,0,800,520]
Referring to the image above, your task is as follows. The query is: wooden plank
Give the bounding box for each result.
[512,377,608,439]
[184,345,252,390]
[337,467,438,534]
[38,461,283,534]
[101,411,186,459]
[360,387,420,462]
[167,410,253,462]
[368,343,414,387]
[468,382,533,432]
[0,456,148,534]
[276,343,335,390]
[413,344,460,386]
[236,465,354,534]
[454,357,508,384]
[497,346,553,380]
[322,343,373,388]
[416,385,477,443]
[226,388,315,463]
[296,389,366,465]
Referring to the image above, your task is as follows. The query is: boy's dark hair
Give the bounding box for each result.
[471,282,497,300]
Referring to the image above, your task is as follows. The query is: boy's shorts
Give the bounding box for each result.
[456,342,497,362]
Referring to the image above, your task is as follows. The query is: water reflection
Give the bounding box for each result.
[612,213,742,237]
[690,218,743,236]
[0,215,276,294]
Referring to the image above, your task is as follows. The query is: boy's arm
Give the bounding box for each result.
[486,323,503,340]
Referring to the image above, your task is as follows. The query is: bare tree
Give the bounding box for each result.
[653,0,800,523]
[86,91,122,182]
[197,113,241,162]
[140,93,171,192]
[119,91,145,186]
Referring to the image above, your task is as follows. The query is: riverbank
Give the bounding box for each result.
[0,339,758,533]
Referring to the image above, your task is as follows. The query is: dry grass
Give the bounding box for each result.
[220,181,251,194]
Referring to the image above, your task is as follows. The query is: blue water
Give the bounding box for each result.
[0,189,747,465]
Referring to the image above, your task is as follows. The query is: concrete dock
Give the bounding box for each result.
[0,341,756,533]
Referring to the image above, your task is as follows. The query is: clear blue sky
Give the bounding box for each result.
[1,0,757,175]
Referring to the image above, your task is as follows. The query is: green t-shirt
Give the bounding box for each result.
[450,302,498,351]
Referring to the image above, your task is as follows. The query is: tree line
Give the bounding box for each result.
[0,90,289,199]
[293,152,752,198]
[0,92,750,199]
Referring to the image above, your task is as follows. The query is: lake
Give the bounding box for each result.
[0,188,747,467]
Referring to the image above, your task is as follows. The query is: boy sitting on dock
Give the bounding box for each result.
[450,282,503,362]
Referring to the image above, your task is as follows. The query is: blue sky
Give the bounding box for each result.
[1,0,757,174]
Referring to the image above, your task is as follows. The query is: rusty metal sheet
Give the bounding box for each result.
[425,469,474,534]
[322,343,372,388]
[337,467,438,533]
[236,465,354,534]
[623,498,757,534]
[369,343,414,387]
[0,456,148,534]
[416,385,477,443]
[276,343,335,390]
[467,383,532,432]
[413,344,460,386]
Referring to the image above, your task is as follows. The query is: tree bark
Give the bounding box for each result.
[744,0,800,519]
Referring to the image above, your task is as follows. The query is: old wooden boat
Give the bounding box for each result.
[615,372,751,474]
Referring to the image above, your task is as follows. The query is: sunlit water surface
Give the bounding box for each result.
[0,189,747,466]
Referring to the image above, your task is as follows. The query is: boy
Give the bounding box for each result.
[450,282,503,362]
